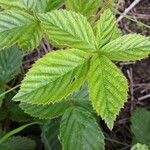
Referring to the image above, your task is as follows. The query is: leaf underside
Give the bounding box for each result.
[20,101,70,120]
[88,55,128,129]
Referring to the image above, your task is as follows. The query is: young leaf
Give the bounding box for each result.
[0,10,38,50]
[131,143,149,150]
[41,119,61,150]
[101,34,150,61]
[60,107,105,150]
[13,49,90,104]
[88,55,128,129]
[94,9,121,48]
[0,45,22,83]
[39,10,97,51]
[66,0,103,20]
[131,108,150,146]
[0,136,36,150]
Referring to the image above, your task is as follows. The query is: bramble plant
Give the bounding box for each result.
[0,0,150,149]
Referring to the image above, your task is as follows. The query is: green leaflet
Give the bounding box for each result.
[0,0,66,13]
[39,10,97,51]
[41,119,61,150]
[131,108,150,146]
[88,55,128,129]
[66,0,103,20]
[94,9,121,48]
[0,46,22,83]
[13,49,90,104]
[0,10,41,50]
[101,34,150,61]
[0,0,36,11]
[0,136,36,150]
[60,107,105,150]
[19,84,92,119]
[131,143,149,150]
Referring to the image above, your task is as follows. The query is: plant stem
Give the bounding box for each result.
[114,9,150,29]
[0,84,20,99]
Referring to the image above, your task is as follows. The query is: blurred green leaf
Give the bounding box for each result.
[0,136,36,150]
[41,119,61,150]
[0,122,37,144]
[0,45,22,83]
[131,108,150,146]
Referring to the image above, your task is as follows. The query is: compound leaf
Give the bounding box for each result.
[0,45,22,83]
[39,10,97,51]
[94,9,121,48]
[13,49,90,104]
[88,55,128,129]
[66,0,103,20]
[101,34,150,61]
[60,107,105,150]
[131,108,150,146]
[41,119,61,150]
[0,10,38,50]
[0,136,36,150]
